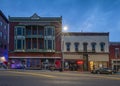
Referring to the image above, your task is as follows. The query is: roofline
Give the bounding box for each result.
[110,42,120,45]
[63,32,109,36]
[8,16,62,22]
[0,10,8,23]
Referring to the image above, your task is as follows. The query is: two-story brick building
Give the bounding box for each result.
[63,32,109,71]
[0,10,9,64]
[109,42,120,71]
[9,13,62,69]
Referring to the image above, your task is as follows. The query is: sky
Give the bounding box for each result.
[0,0,120,42]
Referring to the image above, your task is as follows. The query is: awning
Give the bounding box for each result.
[9,56,61,59]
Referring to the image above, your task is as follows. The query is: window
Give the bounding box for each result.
[17,40,22,49]
[32,26,37,35]
[83,43,88,52]
[0,21,2,26]
[26,29,32,35]
[39,41,43,49]
[115,48,119,58]
[48,40,52,49]
[0,32,2,37]
[0,42,2,48]
[66,42,71,51]
[47,28,52,36]
[27,40,31,49]
[17,27,22,35]
[4,45,7,49]
[38,30,43,36]
[100,42,105,52]
[4,35,7,40]
[91,42,96,52]
[74,42,79,52]
[33,39,37,49]
[4,25,6,29]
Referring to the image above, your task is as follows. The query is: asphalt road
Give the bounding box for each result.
[0,70,120,86]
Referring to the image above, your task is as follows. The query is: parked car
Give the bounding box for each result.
[91,68,117,74]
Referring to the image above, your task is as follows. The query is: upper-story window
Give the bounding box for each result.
[4,25,7,30]
[45,26,55,36]
[3,35,7,41]
[83,42,88,52]
[48,40,52,49]
[0,32,2,37]
[15,26,25,36]
[74,42,79,52]
[100,42,105,52]
[91,42,96,52]
[38,30,43,36]
[115,48,120,58]
[17,39,22,49]
[0,42,2,48]
[66,42,71,52]
[0,21,2,26]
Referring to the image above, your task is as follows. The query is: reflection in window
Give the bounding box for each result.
[66,42,71,51]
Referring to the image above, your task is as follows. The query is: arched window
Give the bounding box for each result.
[66,42,71,51]
[91,42,96,52]
[74,42,79,52]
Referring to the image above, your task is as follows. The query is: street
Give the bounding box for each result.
[0,70,120,86]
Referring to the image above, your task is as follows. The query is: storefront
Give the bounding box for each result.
[9,56,61,70]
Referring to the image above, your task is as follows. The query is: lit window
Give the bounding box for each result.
[66,42,71,51]
[74,42,79,52]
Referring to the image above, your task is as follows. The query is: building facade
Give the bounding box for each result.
[63,32,109,71]
[0,10,9,64]
[109,42,120,71]
[9,13,62,69]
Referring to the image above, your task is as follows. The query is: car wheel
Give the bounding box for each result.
[111,72,114,74]
[97,71,100,74]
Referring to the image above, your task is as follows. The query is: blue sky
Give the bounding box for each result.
[0,0,120,41]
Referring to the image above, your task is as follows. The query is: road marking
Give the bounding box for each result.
[7,71,56,78]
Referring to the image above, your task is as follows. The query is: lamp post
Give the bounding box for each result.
[61,26,68,71]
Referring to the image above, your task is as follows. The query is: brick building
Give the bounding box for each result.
[0,10,9,63]
[109,42,120,71]
[9,13,62,69]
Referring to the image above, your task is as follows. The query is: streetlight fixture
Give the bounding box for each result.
[61,26,68,71]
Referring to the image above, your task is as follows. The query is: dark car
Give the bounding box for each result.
[91,68,117,74]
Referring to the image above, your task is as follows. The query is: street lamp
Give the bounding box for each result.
[61,26,68,71]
